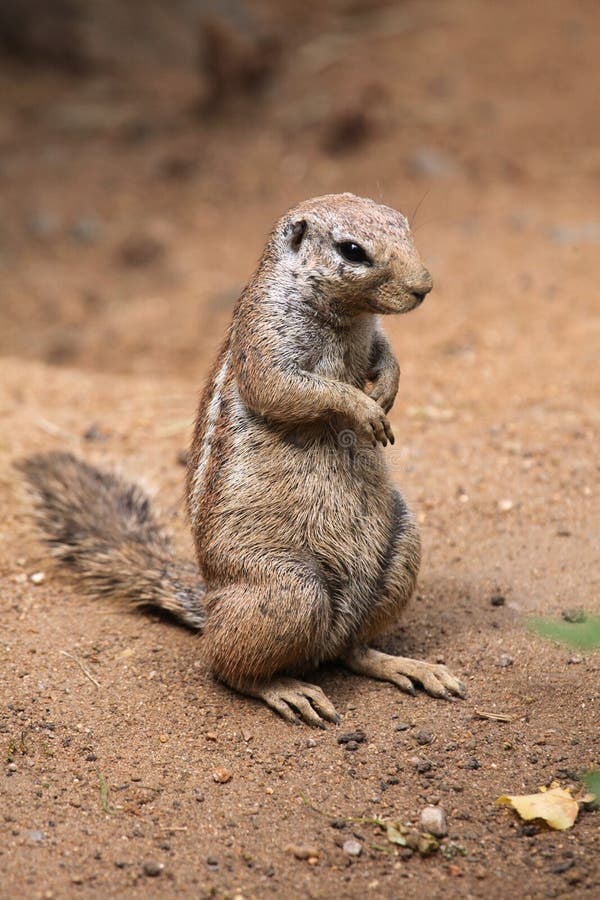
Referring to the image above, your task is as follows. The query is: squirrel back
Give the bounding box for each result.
[16,452,205,629]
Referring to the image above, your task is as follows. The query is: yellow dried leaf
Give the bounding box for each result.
[496,787,579,830]
[385,822,407,846]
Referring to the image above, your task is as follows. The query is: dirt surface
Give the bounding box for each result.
[1,0,599,897]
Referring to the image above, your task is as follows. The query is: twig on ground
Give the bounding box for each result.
[59,650,101,688]
[473,709,515,723]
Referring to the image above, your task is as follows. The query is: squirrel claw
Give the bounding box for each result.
[251,677,339,727]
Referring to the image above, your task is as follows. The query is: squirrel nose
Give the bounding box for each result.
[409,268,433,304]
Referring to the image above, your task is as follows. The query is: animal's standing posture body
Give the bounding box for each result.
[19,193,465,725]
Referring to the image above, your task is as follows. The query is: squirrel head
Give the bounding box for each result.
[270,192,432,316]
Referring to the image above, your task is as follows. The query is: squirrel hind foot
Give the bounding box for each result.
[240,677,340,727]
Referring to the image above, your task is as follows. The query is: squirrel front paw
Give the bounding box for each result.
[350,394,395,447]
[366,361,400,414]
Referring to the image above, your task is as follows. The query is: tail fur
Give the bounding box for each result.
[16,452,205,629]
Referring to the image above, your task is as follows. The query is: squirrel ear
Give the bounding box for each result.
[289,218,307,251]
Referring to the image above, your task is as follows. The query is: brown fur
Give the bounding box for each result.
[19,193,466,725]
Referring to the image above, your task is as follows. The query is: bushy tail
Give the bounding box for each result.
[16,452,205,629]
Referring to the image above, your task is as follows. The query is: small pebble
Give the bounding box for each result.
[206,857,219,870]
[7,762,17,772]
[337,731,366,745]
[83,423,107,442]
[415,759,432,774]
[28,830,44,842]
[490,595,506,607]
[30,572,45,585]
[466,758,480,770]
[143,861,163,878]
[562,609,586,623]
[342,839,362,857]
[567,654,583,664]
[420,806,448,838]
[395,722,411,732]
[212,768,232,784]
[345,740,359,752]
[416,729,434,746]
[70,215,103,244]
[498,498,514,512]
[289,845,319,861]
[498,653,514,668]
[306,738,317,748]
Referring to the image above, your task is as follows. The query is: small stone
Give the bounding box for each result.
[306,738,317,748]
[409,146,457,178]
[337,731,366,744]
[416,729,434,746]
[395,722,411,732]
[342,839,362,857]
[212,767,232,784]
[551,860,574,875]
[83,423,107,442]
[415,759,432,774]
[143,861,163,877]
[345,740,359,752]
[206,857,219,870]
[498,498,514,512]
[85,753,98,762]
[289,844,319,861]
[30,572,45,585]
[490,594,506,607]
[28,210,60,240]
[71,216,103,244]
[119,234,165,267]
[568,655,583,665]
[562,609,586,623]
[28,830,44,842]
[466,758,480,770]
[420,806,448,838]
[114,861,127,869]
[206,732,217,741]
[7,762,17,772]
[498,653,514,668]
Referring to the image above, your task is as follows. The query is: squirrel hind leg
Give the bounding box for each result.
[202,566,338,724]
[15,451,205,630]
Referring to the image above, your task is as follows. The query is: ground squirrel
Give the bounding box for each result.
[19,192,465,726]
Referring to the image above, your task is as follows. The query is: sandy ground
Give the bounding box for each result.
[1,0,599,897]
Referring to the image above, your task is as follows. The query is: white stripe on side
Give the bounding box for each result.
[190,350,231,521]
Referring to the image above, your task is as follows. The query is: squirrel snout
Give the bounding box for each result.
[407,268,433,305]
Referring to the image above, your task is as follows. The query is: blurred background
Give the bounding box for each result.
[0,0,598,384]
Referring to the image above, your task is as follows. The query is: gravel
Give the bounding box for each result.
[342,839,362,857]
[420,806,448,838]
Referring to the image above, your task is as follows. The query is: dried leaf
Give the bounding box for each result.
[496,787,579,830]
[417,833,440,855]
[385,822,407,846]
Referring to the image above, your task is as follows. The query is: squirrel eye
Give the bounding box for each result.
[337,241,372,266]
